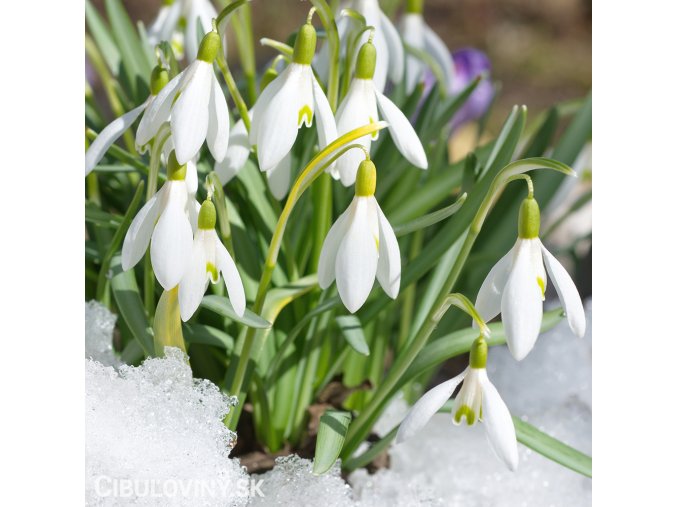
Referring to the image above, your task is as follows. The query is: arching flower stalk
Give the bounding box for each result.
[136,30,230,165]
[249,10,337,175]
[121,151,199,291]
[318,158,400,312]
[333,38,428,185]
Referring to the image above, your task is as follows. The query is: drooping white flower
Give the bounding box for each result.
[147,0,219,61]
[316,0,404,93]
[397,337,519,471]
[250,17,337,173]
[400,0,455,94]
[215,64,293,199]
[475,197,586,360]
[85,66,171,176]
[121,152,199,291]
[136,30,230,165]
[318,159,400,313]
[179,199,245,320]
[332,40,427,186]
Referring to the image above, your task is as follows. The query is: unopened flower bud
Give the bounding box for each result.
[150,65,169,95]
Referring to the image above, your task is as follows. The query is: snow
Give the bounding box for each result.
[85,300,121,367]
[85,348,248,506]
[85,301,592,506]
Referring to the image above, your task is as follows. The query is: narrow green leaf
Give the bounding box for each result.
[336,315,370,356]
[200,295,271,329]
[110,256,153,356]
[85,202,122,228]
[393,193,467,237]
[313,410,352,475]
[105,0,151,98]
[513,416,592,477]
[183,323,235,351]
[85,0,121,73]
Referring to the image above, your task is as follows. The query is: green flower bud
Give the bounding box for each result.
[260,66,279,93]
[167,151,187,181]
[355,159,377,197]
[197,31,221,63]
[150,65,169,95]
[198,200,217,230]
[469,336,488,369]
[518,197,541,239]
[292,23,317,65]
[355,42,377,80]
[406,0,424,14]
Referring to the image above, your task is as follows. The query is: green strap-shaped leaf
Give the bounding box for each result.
[85,0,121,74]
[313,410,352,475]
[513,416,592,477]
[393,193,467,237]
[200,295,271,329]
[110,256,153,356]
[336,315,370,356]
[183,323,235,351]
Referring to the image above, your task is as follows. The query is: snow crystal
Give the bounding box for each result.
[249,455,354,507]
[86,347,248,506]
[85,300,121,367]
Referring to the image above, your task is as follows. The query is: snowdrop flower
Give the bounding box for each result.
[147,0,218,61]
[332,40,427,186]
[85,66,170,176]
[397,336,519,471]
[250,13,337,173]
[318,159,400,313]
[136,30,230,165]
[400,0,455,95]
[122,152,199,290]
[316,0,403,93]
[475,196,586,360]
[216,63,293,199]
[179,199,245,320]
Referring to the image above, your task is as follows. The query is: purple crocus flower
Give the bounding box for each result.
[421,47,494,130]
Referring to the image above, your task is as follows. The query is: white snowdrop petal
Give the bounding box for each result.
[121,185,165,271]
[335,198,379,313]
[397,369,467,443]
[375,90,428,169]
[335,79,377,186]
[266,152,292,200]
[206,73,230,163]
[185,159,198,196]
[86,99,149,175]
[136,69,185,147]
[422,22,456,93]
[474,245,514,324]
[317,203,355,290]
[479,371,519,471]
[187,198,200,233]
[215,238,246,317]
[249,73,285,146]
[216,113,252,184]
[253,64,309,171]
[147,2,181,45]
[501,239,543,360]
[312,76,338,173]
[375,201,401,299]
[379,9,405,84]
[150,183,193,290]
[541,242,586,338]
[178,231,210,321]
[171,62,213,164]
[401,13,425,94]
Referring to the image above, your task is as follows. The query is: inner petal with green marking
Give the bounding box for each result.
[297,104,313,127]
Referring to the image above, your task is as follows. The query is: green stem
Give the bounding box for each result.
[208,172,236,259]
[216,53,251,132]
[397,230,423,351]
[310,0,340,111]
